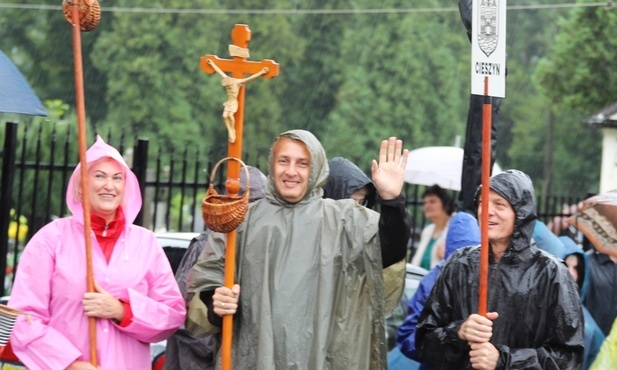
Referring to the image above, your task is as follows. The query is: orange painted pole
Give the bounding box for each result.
[478,76,491,316]
[200,24,279,370]
[67,1,97,365]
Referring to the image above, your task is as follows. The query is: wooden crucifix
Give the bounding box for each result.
[200,24,278,370]
[201,23,279,180]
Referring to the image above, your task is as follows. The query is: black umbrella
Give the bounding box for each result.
[0,51,47,117]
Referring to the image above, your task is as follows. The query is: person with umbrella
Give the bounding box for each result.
[416,170,584,369]
[8,137,186,369]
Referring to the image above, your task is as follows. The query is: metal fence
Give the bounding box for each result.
[0,120,587,295]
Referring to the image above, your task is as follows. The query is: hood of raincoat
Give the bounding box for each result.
[445,212,481,259]
[240,165,268,202]
[475,169,537,254]
[560,235,590,300]
[266,129,329,206]
[66,135,141,225]
[532,221,590,299]
[322,157,377,209]
[532,220,566,258]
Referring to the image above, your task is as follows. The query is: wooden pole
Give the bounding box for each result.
[200,24,279,370]
[478,76,491,316]
[68,1,98,365]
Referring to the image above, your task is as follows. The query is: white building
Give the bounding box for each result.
[585,102,617,193]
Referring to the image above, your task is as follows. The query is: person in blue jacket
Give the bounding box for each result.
[394,212,481,370]
[559,235,605,369]
[532,220,604,369]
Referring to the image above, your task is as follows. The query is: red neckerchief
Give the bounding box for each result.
[90,207,125,263]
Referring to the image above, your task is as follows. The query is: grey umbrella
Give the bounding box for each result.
[0,51,47,117]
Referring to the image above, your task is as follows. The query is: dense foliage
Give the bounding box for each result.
[1,0,614,197]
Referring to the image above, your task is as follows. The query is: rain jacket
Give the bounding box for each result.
[416,170,584,369]
[397,212,481,370]
[531,221,605,369]
[583,249,617,337]
[321,156,405,317]
[189,129,410,369]
[590,318,617,369]
[559,235,605,369]
[9,136,186,370]
[164,166,268,370]
[322,156,377,209]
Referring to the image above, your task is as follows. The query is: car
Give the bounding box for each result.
[151,232,199,370]
[0,231,200,370]
[156,231,200,275]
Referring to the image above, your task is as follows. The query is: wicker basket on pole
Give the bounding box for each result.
[202,157,250,234]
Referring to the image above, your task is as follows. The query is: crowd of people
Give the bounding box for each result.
[5,130,616,370]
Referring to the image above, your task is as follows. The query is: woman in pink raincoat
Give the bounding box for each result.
[8,136,186,370]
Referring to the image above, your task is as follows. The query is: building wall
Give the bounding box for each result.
[600,128,617,193]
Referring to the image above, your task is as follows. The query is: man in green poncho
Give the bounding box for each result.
[188,130,411,369]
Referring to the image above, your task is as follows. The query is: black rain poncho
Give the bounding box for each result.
[189,130,408,369]
[416,170,584,369]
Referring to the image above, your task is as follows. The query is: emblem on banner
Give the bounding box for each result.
[477,0,499,57]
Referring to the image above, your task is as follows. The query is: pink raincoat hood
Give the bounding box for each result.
[66,136,141,224]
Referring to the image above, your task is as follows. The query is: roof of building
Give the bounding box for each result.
[584,101,617,128]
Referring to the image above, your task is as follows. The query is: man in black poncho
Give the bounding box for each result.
[416,169,584,369]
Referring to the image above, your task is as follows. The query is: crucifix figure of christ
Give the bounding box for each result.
[208,59,269,144]
[200,24,279,167]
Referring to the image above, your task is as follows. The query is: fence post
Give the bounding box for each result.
[133,138,149,227]
[0,121,18,296]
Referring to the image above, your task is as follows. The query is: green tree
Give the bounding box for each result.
[533,3,615,195]
[321,0,469,169]
[0,0,108,123]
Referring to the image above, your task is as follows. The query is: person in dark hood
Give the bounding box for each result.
[163,166,267,370]
[322,156,377,209]
[188,131,411,369]
[416,169,584,369]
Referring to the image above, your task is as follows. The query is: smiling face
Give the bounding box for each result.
[87,158,125,222]
[477,189,515,249]
[272,137,311,203]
